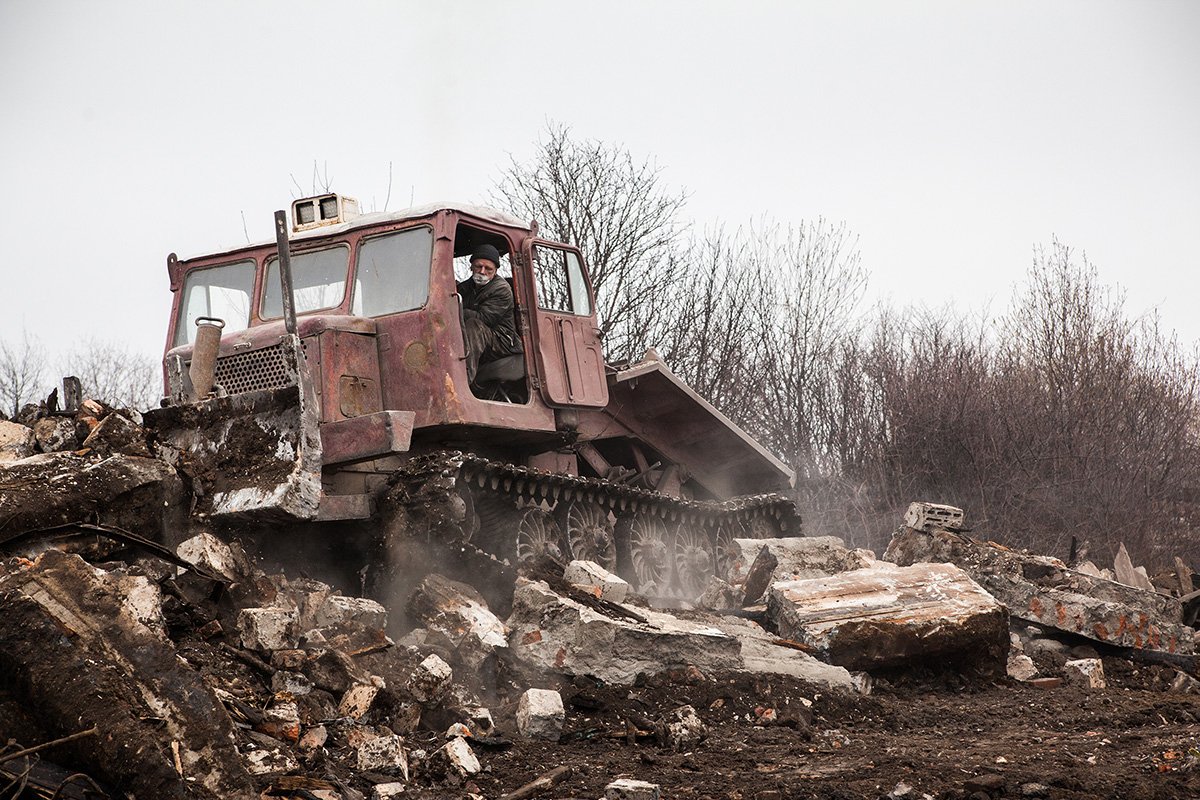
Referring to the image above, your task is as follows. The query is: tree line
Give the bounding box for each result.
[493,125,1200,568]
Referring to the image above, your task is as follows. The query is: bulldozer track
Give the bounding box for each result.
[400,451,799,598]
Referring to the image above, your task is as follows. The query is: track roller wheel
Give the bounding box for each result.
[515,506,565,565]
[559,499,616,571]
[714,517,746,581]
[672,521,715,599]
[615,511,671,596]
[744,512,779,540]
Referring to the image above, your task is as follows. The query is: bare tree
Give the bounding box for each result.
[0,332,47,418]
[62,339,161,411]
[492,123,689,361]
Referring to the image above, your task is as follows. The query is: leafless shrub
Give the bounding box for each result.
[0,332,47,418]
[492,123,689,361]
[61,338,161,411]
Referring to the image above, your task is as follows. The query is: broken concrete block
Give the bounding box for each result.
[605,779,661,800]
[177,531,245,582]
[81,411,149,457]
[298,724,328,751]
[303,647,367,694]
[407,573,508,667]
[696,576,742,610]
[766,562,1008,671]
[1170,672,1199,694]
[739,544,780,605]
[1007,653,1039,682]
[356,734,409,776]
[430,736,480,777]
[32,416,77,452]
[271,670,313,696]
[407,653,453,703]
[656,704,705,750]
[1114,543,1156,591]
[516,688,565,741]
[564,559,630,603]
[244,745,299,776]
[885,528,1195,656]
[257,701,300,743]
[1064,658,1106,689]
[903,501,965,532]
[238,607,299,651]
[372,783,408,800]
[728,536,873,585]
[506,579,742,684]
[466,706,495,737]
[0,420,35,463]
[338,682,381,719]
[316,594,388,631]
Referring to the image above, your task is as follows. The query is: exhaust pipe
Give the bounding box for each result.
[189,316,225,399]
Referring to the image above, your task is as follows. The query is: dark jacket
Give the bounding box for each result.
[457,276,523,355]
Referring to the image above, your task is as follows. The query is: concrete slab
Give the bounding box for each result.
[506,579,742,684]
[766,562,1009,671]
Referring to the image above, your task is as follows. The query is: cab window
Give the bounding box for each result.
[352,227,434,316]
[533,246,591,315]
[263,245,349,319]
[174,260,255,346]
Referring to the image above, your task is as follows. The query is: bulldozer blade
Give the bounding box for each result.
[144,383,322,521]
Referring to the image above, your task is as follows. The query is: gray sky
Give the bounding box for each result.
[2,1,1198,366]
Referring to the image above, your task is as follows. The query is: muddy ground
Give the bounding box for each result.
[472,662,1200,800]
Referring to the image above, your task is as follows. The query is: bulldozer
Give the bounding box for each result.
[144,193,797,600]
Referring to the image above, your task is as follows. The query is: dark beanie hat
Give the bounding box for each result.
[471,244,501,267]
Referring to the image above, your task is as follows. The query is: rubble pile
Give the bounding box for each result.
[1,407,1199,797]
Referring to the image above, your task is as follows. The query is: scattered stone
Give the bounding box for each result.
[1027,677,1063,689]
[339,682,382,719]
[177,532,245,582]
[317,594,388,630]
[0,419,36,462]
[244,745,300,776]
[766,562,1008,671]
[1113,542,1155,591]
[298,724,328,751]
[506,579,742,684]
[356,734,409,776]
[564,559,629,603]
[257,701,300,743]
[407,653,453,703]
[516,688,565,741]
[407,573,508,668]
[886,527,1194,656]
[238,607,299,651]
[696,576,742,610]
[271,670,313,696]
[1007,653,1039,682]
[445,722,472,738]
[1170,671,1199,694]
[1063,658,1106,689]
[81,411,150,457]
[850,671,874,695]
[32,416,77,452]
[466,706,495,736]
[1176,557,1195,595]
[430,736,480,777]
[1024,637,1069,657]
[304,647,368,694]
[605,778,661,800]
[655,705,705,751]
[888,782,916,799]
[1020,782,1050,797]
[728,536,873,585]
[739,544,780,605]
[372,783,407,800]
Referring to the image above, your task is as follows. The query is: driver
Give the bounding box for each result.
[458,243,522,384]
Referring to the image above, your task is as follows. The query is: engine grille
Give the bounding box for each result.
[210,340,310,395]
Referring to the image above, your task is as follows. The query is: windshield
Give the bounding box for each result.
[174,259,255,346]
[263,245,349,319]
[352,227,434,316]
